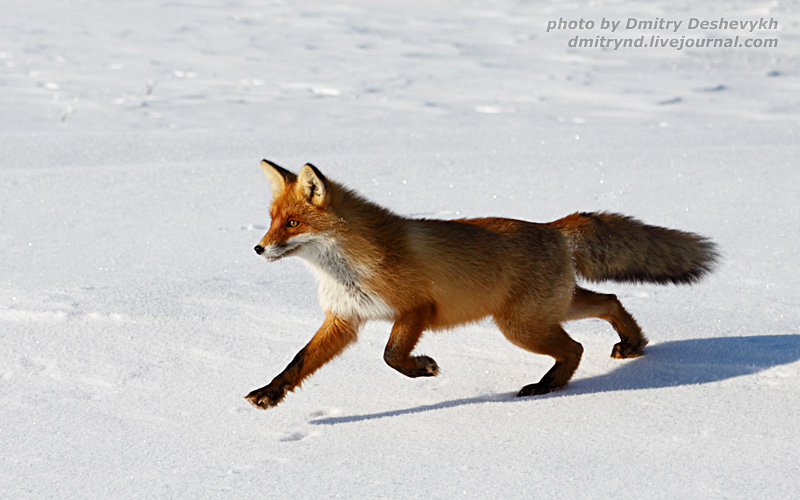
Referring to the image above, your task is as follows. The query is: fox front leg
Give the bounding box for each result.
[383,304,439,378]
[246,314,359,409]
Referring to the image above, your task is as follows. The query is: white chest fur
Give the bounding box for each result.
[296,235,395,320]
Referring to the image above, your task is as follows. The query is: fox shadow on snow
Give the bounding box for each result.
[310,335,800,425]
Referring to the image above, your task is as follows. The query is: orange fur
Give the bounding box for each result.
[245,160,718,409]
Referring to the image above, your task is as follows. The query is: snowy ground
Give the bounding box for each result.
[2,0,799,498]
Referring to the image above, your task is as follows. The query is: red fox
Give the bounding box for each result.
[246,160,718,409]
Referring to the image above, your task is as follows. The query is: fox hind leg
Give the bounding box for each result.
[567,286,647,358]
[495,310,584,397]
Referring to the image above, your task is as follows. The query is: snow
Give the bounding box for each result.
[2,0,799,498]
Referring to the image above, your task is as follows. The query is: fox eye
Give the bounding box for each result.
[286,219,300,228]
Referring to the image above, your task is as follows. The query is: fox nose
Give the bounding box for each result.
[254,245,265,255]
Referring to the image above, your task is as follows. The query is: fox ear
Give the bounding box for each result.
[297,163,328,207]
[261,159,296,198]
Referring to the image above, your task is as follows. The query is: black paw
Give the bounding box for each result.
[245,383,287,409]
[411,355,439,377]
[515,383,553,398]
[611,340,646,359]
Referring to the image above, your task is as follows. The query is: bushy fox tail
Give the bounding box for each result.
[552,212,719,285]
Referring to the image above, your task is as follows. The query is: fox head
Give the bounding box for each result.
[254,160,339,262]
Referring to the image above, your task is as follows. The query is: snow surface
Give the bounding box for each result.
[2,0,799,498]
